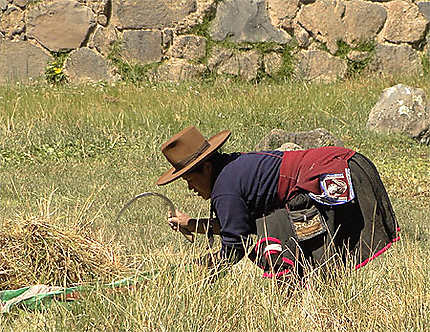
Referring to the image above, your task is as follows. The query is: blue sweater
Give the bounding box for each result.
[210,151,284,262]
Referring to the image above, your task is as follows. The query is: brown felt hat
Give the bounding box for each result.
[156,126,231,186]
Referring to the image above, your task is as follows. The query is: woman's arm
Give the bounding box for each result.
[168,210,221,235]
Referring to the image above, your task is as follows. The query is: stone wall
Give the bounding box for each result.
[1,0,430,84]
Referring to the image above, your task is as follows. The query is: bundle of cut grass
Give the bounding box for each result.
[0,215,133,290]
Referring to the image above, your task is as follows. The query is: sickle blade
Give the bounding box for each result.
[115,192,194,243]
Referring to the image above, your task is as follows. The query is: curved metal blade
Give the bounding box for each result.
[115,192,194,243]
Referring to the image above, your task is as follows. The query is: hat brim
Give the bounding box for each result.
[156,130,231,186]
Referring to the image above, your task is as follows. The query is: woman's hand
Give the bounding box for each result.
[168,209,192,232]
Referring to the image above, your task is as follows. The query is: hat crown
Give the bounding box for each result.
[162,126,210,171]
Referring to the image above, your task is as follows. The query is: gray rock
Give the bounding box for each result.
[267,0,299,30]
[294,50,347,83]
[13,0,27,8]
[0,0,8,11]
[417,1,430,21]
[0,5,24,39]
[27,0,95,52]
[263,52,283,77]
[112,0,197,30]
[298,0,346,54]
[0,40,52,84]
[367,84,430,144]
[210,0,291,44]
[236,50,261,81]
[276,142,303,151]
[64,47,112,83]
[298,0,386,53]
[347,50,369,62]
[293,23,311,48]
[255,128,344,151]
[381,0,428,44]
[157,58,206,82]
[209,48,261,81]
[97,13,108,26]
[122,30,162,64]
[207,46,234,72]
[369,44,422,76]
[168,35,206,60]
[92,25,118,56]
[87,0,110,15]
[162,29,174,49]
[343,0,386,47]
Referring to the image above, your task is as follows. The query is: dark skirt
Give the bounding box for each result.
[250,153,400,278]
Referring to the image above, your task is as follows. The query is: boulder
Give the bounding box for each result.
[295,50,347,83]
[91,25,118,56]
[210,0,291,44]
[369,44,422,76]
[381,0,428,44]
[367,84,430,144]
[157,58,206,82]
[347,50,369,62]
[64,47,112,83]
[297,0,346,54]
[168,35,207,60]
[13,0,27,8]
[276,142,303,151]
[0,40,52,84]
[293,23,311,48]
[207,46,234,71]
[298,0,386,53]
[112,0,197,30]
[263,52,283,77]
[255,128,344,151]
[0,0,8,11]
[0,6,25,39]
[343,0,386,47]
[266,0,300,30]
[208,48,261,81]
[27,0,95,52]
[121,30,162,64]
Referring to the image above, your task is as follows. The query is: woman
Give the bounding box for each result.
[156,126,400,279]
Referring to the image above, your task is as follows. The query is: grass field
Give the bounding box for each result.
[0,74,429,331]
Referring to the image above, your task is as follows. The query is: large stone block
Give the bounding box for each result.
[263,52,283,77]
[210,0,291,44]
[267,0,299,30]
[208,47,261,81]
[381,0,428,44]
[27,0,95,52]
[64,47,112,83]
[121,30,162,64]
[157,58,206,82]
[168,35,207,60]
[369,44,422,76]
[91,25,118,56]
[0,6,25,39]
[298,0,346,54]
[343,0,386,47]
[112,0,197,30]
[298,0,386,52]
[0,41,52,84]
[0,0,8,11]
[294,50,347,83]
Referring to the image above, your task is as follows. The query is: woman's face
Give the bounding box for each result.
[181,162,213,200]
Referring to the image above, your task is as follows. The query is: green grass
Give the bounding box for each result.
[0,74,429,330]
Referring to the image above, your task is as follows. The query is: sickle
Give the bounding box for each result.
[115,192,194,243]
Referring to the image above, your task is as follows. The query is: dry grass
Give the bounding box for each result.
[0,215,132,290]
